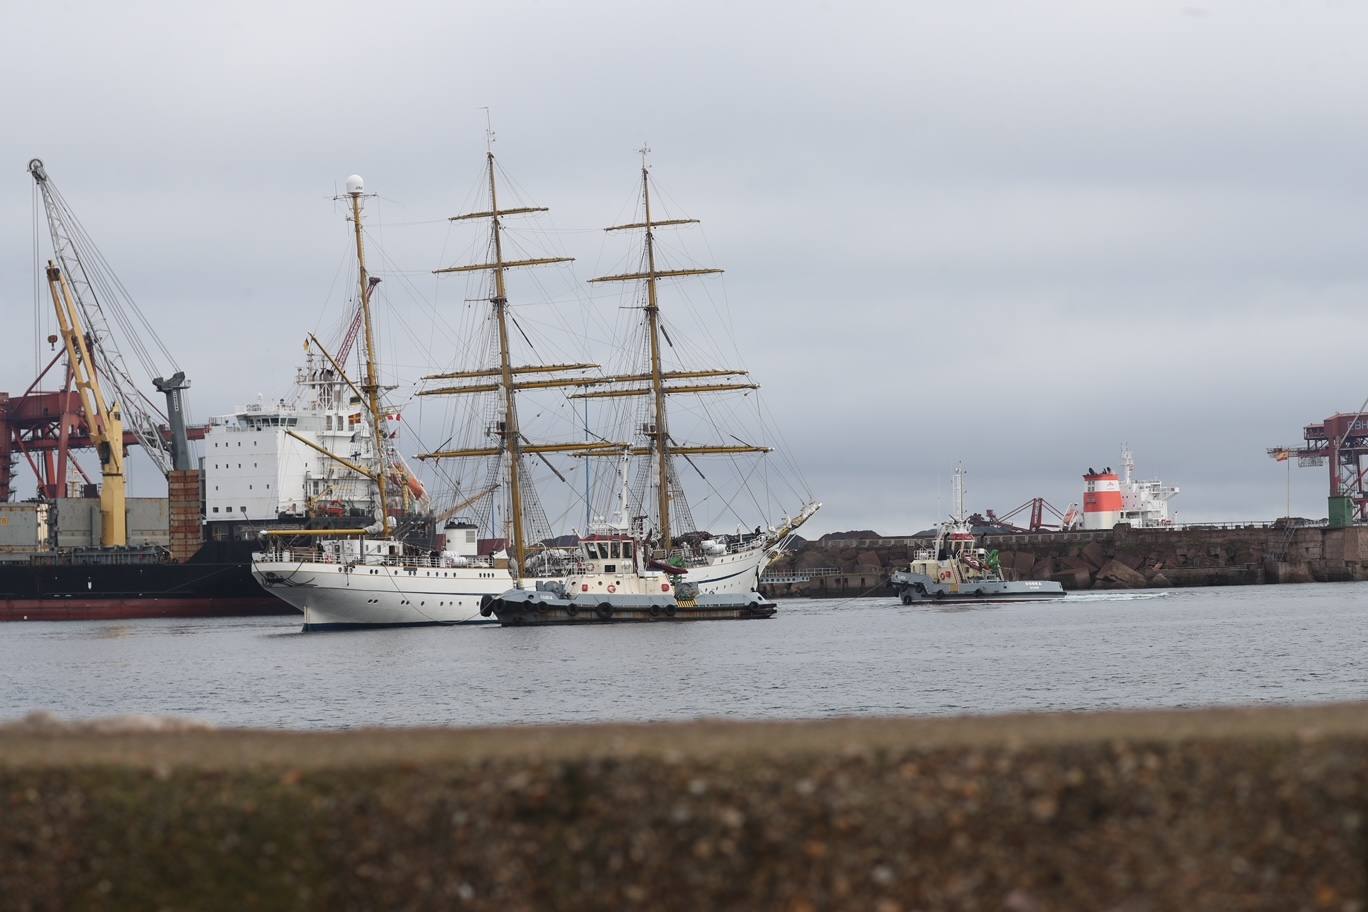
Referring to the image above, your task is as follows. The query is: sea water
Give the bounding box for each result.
[3,583,1366,729]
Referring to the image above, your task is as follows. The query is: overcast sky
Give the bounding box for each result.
[3,0,1366,536]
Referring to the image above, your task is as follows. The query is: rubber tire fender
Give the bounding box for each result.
[664,603,678,617]
[479,594,495,617]
[648,604,661,618]
[565,603,579,618]
[595,602,613,620]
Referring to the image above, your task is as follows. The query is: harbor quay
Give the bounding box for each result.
[3,702,1367,910]
[763,524,1368,597]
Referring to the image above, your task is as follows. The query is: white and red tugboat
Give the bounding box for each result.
[491,528,775,625]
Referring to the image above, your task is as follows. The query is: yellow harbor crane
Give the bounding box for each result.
[44,262,127,546]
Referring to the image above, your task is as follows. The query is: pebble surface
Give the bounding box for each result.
[2,703,1366,910]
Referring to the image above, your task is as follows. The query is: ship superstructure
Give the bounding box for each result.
[201,342,427,527]
[1082,447,1178,530]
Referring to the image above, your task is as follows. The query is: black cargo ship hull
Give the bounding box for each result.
[0,540,293,621]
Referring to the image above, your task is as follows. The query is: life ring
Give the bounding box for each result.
[607,585,617,594]
[595,603,613,620]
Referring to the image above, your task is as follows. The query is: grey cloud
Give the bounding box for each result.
[2,0,1365,534]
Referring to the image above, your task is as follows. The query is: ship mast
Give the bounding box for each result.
[486,151,528,573]
[640,156,673,551]
[581,150,768,554]
[419,139,613,579]
[347,176,388,521]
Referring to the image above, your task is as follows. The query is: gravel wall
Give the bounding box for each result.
[2,704,1366,910]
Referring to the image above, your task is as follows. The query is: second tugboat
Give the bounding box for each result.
[890,465,1066,605]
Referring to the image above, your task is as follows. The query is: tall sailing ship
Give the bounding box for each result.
[252,145,817,630]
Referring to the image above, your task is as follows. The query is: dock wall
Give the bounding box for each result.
[3,704,1368,910]
[768,525,1368,596]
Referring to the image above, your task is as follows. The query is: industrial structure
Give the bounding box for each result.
[985,497,1080,532]
[1268,412,1368,527]
[1,160,206,560]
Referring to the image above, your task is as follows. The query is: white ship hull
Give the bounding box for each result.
[253,544,778,631]
[251,558,519,630]
[679,543,773,595]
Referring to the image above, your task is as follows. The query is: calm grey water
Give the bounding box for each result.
[4,583,1367,729]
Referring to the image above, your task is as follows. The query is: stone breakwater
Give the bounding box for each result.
[3,704,1368,910]
[767,525,1368,596]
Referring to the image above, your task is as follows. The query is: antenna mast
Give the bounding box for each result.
[952,463,966,525]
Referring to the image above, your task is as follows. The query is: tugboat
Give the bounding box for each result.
[489,528,776,625]
[488,457,776,625]
[890,465,1065,605]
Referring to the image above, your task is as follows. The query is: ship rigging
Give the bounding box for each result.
[416,142,618,579]
[573,149,817,562]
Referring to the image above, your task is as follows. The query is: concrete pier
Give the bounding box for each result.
[4,703,1367,910]
[767,525,1368,596]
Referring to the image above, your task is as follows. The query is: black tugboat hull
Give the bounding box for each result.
[490,590,777,626]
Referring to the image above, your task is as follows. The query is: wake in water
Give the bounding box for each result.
[1063,590,1171,603]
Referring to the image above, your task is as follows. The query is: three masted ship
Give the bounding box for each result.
[252,145,818,630]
